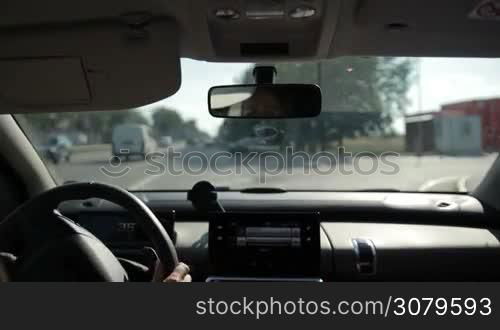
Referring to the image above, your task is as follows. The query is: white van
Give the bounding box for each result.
[112,124,157,160]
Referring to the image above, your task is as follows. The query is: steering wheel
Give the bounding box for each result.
[0,182,178,281]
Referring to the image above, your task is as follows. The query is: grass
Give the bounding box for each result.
[339,136,405,155]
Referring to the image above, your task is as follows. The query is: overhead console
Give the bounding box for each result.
[207,212,321,281]
[206,0,338,59]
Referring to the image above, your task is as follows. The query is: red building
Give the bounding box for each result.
[441,98,500,151]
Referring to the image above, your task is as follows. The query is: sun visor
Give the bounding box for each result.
[0,19,180,113]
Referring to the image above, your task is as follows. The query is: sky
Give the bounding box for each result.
[140,57,500,136]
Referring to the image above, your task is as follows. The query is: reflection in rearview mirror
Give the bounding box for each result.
[208,84,321,118]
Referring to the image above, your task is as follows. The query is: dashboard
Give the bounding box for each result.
[58,191,500,281]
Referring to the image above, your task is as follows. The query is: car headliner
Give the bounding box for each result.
[2,0,500,60]
[1,0,500,113]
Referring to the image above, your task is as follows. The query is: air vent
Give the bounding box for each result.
[352,238,376,275]
[240,43,289,57]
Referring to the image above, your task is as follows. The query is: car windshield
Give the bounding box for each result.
[15,56,500,192]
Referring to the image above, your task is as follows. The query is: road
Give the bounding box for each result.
[47,145,498,193]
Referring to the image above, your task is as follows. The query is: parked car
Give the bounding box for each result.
[38,135,73,164]
[112,124,157,160]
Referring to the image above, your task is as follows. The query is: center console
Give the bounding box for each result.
[207,212,321,282]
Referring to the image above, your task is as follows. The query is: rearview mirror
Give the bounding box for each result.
[208,84,321,118]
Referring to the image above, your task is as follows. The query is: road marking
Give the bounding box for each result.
[129,174,158,191]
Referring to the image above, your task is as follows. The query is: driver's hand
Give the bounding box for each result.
[164,262,191,282]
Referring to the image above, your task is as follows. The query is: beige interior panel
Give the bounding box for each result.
[0,20,181,113]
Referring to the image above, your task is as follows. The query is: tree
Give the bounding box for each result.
[152,107,183,136]
[81,110,149,143]
[18,109,149,144]
[151,107,210,144]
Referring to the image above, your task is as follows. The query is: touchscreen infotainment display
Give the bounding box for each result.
[208,212,320,277]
